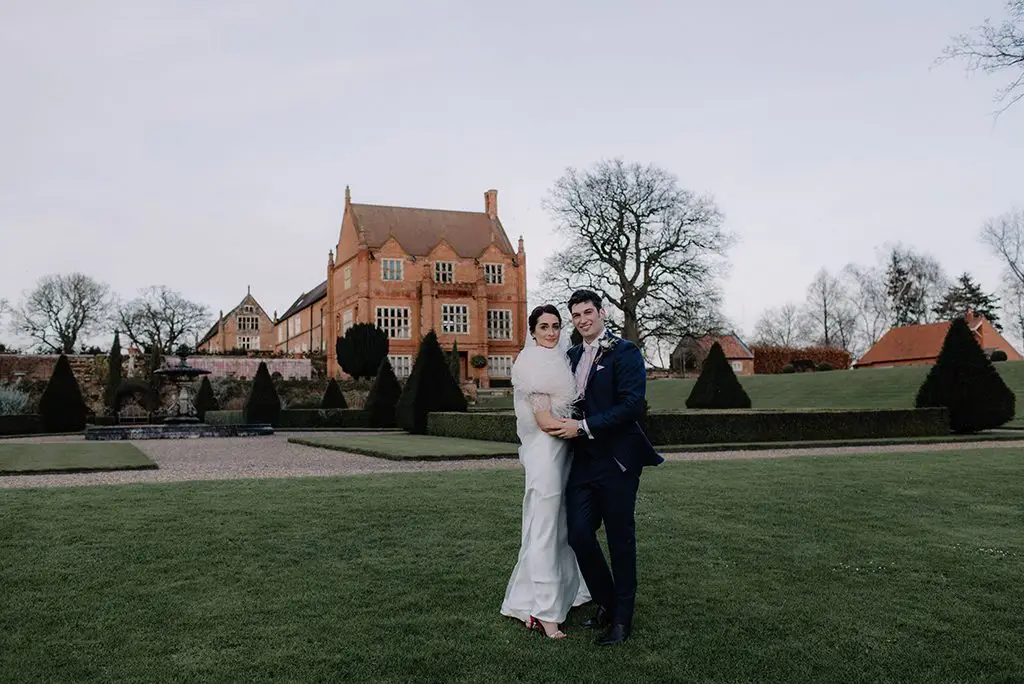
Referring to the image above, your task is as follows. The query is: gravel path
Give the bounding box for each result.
[2,434,1023,490]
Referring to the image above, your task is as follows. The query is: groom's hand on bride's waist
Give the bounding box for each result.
[547,418,586,439]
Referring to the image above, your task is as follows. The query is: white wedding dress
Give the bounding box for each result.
[500,338,591,624]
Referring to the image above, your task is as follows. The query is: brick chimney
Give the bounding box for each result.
[484,189,498,218]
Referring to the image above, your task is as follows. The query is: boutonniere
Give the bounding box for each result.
[595,334,618,362]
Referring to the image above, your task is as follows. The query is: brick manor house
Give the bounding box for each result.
[199,187,528,387]
[323,186,528,387]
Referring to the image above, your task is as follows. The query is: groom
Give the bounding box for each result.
[547,289,663,645]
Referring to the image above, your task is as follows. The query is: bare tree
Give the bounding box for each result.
[940,1,1024,114]
[752,303,807,347]
[116,286,212,354]
[980,207,1024,287]
[11,273,111,353]
[1002,277,1024,347]
[803,268,857,350]
[840,263,891,354]
[540,158,735,353]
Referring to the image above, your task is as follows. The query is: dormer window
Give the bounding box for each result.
[381,258,403,281]
[483,263,504,285]
[434,261,454,283]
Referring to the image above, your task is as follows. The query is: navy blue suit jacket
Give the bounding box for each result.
[568,334,664,474]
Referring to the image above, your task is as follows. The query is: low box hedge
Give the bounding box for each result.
[427,408,951,446]
[205,410,245,426]
[644,408,950,445]
[276,409,371,429]
[428,411,518,443]
[204,408,371,429]
[0,414,44,437]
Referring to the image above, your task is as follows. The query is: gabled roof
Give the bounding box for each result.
[197,292,269,346]
[348,203,516,258]
[854,311,997,367]
[854,322,956,366]
[278,280,327,321]
[676,332,754,359]
[197,319,220,346]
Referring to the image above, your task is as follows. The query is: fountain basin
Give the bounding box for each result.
[85,423,273,441]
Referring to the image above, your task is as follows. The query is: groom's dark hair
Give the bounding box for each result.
[568,289,602,311]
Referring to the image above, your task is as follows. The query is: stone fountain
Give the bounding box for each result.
[84,348,273,441]
[153,348,211,424]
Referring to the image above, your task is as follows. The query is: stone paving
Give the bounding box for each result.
[2,433,1023,490]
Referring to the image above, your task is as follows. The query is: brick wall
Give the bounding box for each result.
[181,356,311,380]
[0,354,103,384]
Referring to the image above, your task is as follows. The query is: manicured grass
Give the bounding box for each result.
[289,433,520,460]
[2,450,1023,682]
[478,360,1024,426]
[0,443,156,475]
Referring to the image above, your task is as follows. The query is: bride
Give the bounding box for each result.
[500,304,590,639]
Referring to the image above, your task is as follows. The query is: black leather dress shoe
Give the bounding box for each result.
[595,623,631,646]
[582,606,612,629]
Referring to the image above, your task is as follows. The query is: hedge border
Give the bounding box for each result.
[205,409,374,429]
[0,414,44,437]
[427,408,951,445]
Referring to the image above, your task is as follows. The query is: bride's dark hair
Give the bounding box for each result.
[528,304,561,333]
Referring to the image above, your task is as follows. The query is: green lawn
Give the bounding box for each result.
[2,450,1023,682]
[478,360,1024,426]
[0,443,156,475]
[289,434,519,460]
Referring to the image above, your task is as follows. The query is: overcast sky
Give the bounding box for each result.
[2,0,1022,347]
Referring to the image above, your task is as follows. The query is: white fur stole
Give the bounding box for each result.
[511,346,578,418]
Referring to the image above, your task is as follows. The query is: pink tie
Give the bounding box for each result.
[577,345,597,395]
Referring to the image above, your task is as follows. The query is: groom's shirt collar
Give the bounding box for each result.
[581,330,607,351]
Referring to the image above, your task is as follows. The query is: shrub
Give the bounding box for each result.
[0,414,43,436]
[396,330,467,434]
[686,342,752,409]
[470,354,487,369]
[816,362,834,372]
[194,376,219,421]
[244,361,282,425]
[321,378,348,409]
[0,384,31,416]
[991,350,1009,362]
[365,357,402,427]
[38,354,88,432]
[782,364,795,374]
[104,331,123,413]
[336,323,389,380]
[915,317,1016,433]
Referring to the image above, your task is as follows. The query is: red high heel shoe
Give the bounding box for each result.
[529,615,566,639]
